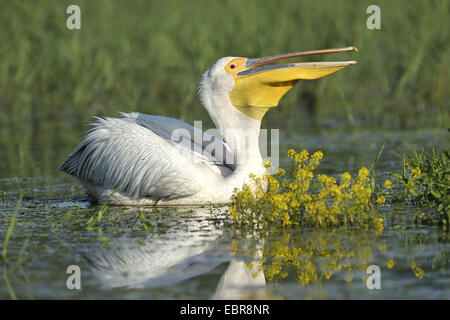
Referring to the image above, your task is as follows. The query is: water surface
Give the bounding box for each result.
[0,128,448,299]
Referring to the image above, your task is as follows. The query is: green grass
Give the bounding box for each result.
[0,0,449,178]
[388,146,449,229]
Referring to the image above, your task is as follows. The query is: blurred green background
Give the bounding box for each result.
[0,0,449,178]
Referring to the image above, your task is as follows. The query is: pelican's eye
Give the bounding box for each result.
[224,57,247,76]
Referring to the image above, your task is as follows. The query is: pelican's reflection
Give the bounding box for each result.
[82,206,266,298]
[212,243,266,300]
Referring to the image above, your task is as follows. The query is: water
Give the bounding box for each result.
[0,128,448,299]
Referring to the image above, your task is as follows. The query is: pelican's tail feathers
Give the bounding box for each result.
[59,144,86,175]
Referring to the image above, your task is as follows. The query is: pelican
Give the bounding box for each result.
[60,47,357,205]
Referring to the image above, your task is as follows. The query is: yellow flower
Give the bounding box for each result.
[287,149,296,158]
[294,149,309,163]
[404,180,415,194]
[358,167,369,178]
[341,172,352,182]
[263,159,272,168]
[311,150,324,161]
[376,195,386,205]
[411,262,424,279]
[277,168,286,177]
[411,167,421,179]
[386,259,395,269]
[384,179,392,189]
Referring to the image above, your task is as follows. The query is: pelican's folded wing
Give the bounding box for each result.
[129,113,235,169]
[59,115,206,199]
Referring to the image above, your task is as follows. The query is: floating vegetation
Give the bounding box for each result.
[230,149,384,233]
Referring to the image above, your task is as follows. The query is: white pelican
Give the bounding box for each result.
[60,47,357,205]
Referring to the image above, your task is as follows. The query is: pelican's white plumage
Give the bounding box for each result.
[60,48,357,205]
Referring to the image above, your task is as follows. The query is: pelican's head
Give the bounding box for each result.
[200,47,357,122]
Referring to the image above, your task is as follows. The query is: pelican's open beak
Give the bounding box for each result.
[227,46,358,120]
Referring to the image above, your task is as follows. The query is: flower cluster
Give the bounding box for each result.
[230,149,384,232]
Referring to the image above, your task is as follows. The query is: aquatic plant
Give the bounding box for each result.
[230,149,384,233]
[1,191,7,204]
[1,185,25,300]
[389,147,449,229]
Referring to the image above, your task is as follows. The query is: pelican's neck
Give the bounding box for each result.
[199,86,264,176]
